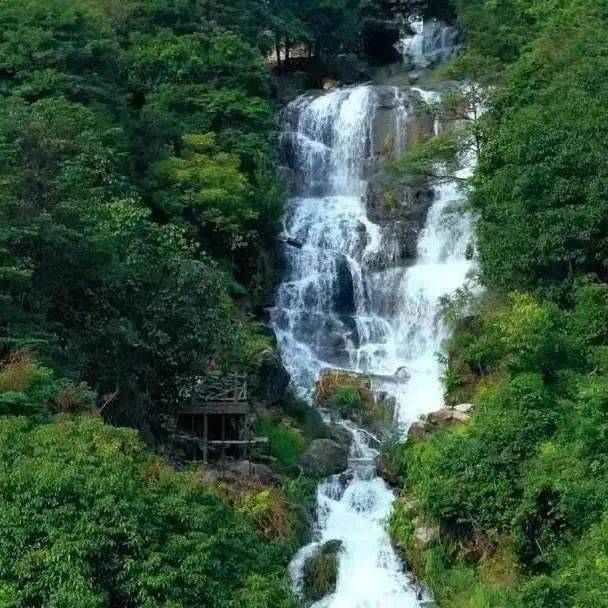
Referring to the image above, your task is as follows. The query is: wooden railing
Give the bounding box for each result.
[178,373,248,404]
[193,373,248,403]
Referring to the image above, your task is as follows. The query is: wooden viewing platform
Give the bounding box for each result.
[177,373,259,462]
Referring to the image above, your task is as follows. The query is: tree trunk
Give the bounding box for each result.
[275,31,282,71]
[285,38,291,70]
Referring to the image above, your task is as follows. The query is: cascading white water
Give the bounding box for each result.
[272,83,474,606]
[289,419,424,608]
[397,18,460,69]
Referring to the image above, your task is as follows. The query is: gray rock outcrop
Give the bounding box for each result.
[300,439,348,477]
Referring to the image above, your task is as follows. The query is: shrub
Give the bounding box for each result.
[255,418,306,472]
[235,487,298,541]
[0,354,77,419]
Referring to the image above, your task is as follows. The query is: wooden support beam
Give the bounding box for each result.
[180,403,249,415]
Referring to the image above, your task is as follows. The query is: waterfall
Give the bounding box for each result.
[272,83,473,606]
[397,18,460,69]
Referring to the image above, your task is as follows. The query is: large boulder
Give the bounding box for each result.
[370,86,434,158]
[429,408,472,426]
[300,439,348,477]
[327,421,354,450]
[363,85,436,267]
[407,421,428,441]
[408,406,473,442]
[413,525,439,550]
[365,180,434,266]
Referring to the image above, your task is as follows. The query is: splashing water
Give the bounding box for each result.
[272,84,474,607]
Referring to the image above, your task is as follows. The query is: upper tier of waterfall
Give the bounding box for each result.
[397,18,460,69]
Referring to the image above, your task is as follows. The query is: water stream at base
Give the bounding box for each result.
[271,74,473,606]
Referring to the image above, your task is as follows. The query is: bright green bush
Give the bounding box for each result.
[255,418,307,472]
[0,415,295,608]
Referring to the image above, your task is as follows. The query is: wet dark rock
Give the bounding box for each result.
[328,421,355,450]
[256,355,290,406]
[365,181,434,264]
[334,256,356,315]
[322,539,344,555]
[379,453,400,487]
[280,234,304,249]
[300,439,348,477]
[361,87,436,265]
[320,474,350,501]
[293,315,357,368]
[371,86,433,156]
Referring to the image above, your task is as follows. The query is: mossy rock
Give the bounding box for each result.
[302,542,342,601]
[300,439,348,478]
[361,397,395,439]
[321,539,343,555]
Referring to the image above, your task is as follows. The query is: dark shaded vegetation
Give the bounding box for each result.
[0,0,284,432]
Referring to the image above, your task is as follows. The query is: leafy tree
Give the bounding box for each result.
[150,133,256,252]
[0,0,121,106]
[0,415,296,608]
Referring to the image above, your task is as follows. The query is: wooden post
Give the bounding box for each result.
[221,413,226,473]
[244,413,250,462]
[203,414,208,463]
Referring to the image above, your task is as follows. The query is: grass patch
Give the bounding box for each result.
[255,417,306,473]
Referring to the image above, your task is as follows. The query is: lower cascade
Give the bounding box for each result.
[272,83,473,606]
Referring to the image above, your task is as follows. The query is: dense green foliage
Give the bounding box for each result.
[470,2,608,299]
[390,1,608,606]
[6,0,608,604]
[393,286,608,607]
[0,415,297,608]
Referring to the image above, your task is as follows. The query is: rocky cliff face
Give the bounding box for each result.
[366,85,435,266]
